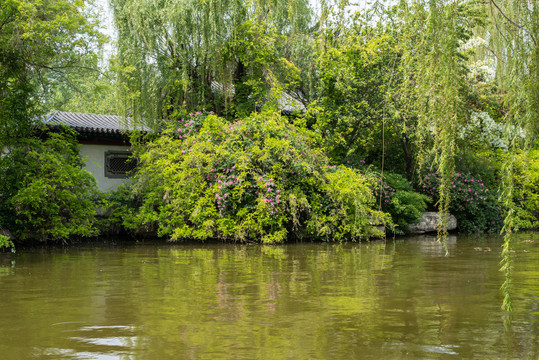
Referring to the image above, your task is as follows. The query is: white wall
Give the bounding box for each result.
[79,144,131,192]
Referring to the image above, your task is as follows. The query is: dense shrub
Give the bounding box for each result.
[417,168,502,233]
[126,111,388,243]
[374,173,430,233]
[0,130,100,241]
[512,148,539,229]
[97,185,143,236]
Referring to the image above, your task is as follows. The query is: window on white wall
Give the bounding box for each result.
[105,151,137,178]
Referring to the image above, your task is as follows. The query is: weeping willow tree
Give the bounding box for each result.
[110,0,313,124]
[480,0,539,312]
[397,0,537,310]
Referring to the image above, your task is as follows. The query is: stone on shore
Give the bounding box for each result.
[406,212,457,234]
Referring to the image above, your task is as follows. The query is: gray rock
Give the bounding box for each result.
[0,228,14,240]
[406,212,457,234]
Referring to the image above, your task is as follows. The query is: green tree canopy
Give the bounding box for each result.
[0,0,105,146]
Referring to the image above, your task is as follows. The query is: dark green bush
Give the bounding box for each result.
[0,130,100,241]
[374,172,430,233]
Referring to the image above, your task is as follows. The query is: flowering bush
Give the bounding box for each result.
[459,111,506,149]
[126,111,388,243]
[417,168,502,233]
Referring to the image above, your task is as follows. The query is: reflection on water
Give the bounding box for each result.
[0,233,537,359]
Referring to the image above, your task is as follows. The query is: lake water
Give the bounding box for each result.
[0,233,537,359]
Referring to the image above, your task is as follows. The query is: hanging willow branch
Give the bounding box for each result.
[483,0,539,312]
[398,0,464,250]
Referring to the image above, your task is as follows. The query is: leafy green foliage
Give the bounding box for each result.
[50,62,119,116]
[0,234,14,251]
[308,17,399,165]
[127,111,388,243]
[0,130,100,241]
[374,173,430,233]
[512,148,539,230]
[0,0,104,146]
[223,20,301,118]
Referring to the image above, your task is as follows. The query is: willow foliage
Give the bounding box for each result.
[396,0,474,245]
[110,0,313,123]
[396,0,537,309]
[480,0,539,312]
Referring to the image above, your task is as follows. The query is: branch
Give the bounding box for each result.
[489,0,537,46]
[23,58,103,75]
[484,45,507,65]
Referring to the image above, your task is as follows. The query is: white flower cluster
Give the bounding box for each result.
[458,36,487,52]
[459,36,495,83]
[467,59,495,82]
[460,111,507,149]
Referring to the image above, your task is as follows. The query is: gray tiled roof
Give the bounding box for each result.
[42,111,149,135]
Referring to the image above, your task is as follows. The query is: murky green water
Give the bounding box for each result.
[0,233,537,359]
